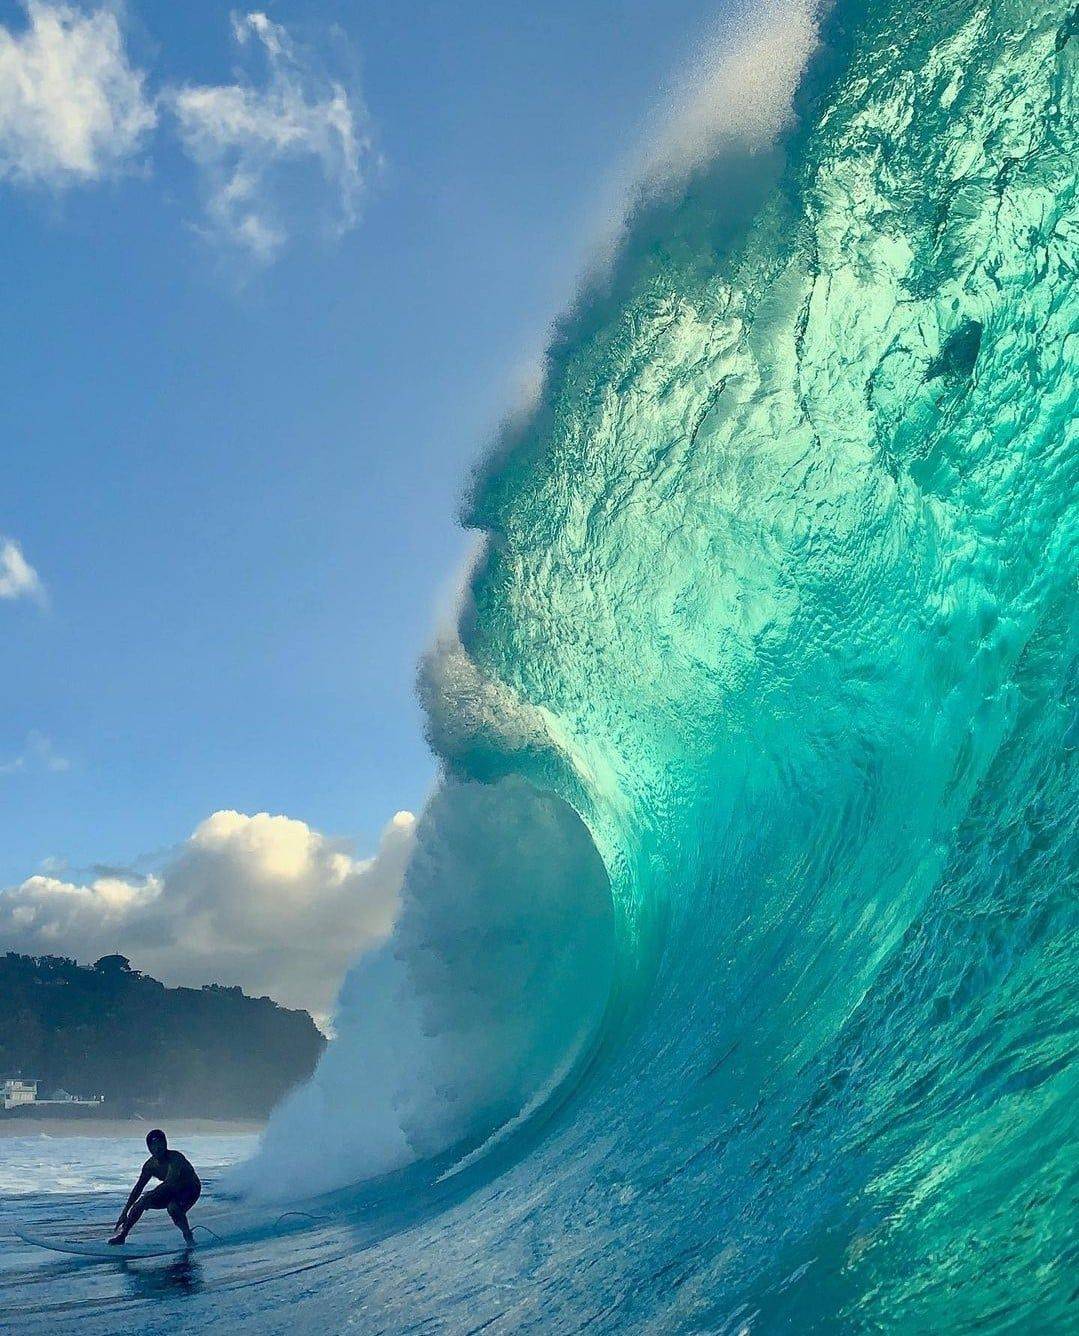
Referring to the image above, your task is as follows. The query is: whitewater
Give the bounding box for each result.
[4,0,1076,1329]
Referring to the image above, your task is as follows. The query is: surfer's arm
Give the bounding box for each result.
[116,1165,152,1228]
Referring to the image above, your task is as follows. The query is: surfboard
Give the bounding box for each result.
[13,1227,198,1260]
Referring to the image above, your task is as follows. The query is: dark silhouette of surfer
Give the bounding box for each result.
[110,1129,201,1246]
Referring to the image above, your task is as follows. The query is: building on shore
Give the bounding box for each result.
[2,1078,37,1110]
[2,1077,104,1111]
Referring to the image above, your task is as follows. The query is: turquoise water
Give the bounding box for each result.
[6,0,1076,1330]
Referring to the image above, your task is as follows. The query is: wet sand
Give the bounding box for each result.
[0,1117,264,1138]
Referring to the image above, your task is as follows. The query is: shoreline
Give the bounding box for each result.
[0,1116,264,1139]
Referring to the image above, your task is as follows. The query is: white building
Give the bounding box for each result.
[2,1078,38,1110]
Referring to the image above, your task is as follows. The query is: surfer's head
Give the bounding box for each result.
[146,1129,167,1156]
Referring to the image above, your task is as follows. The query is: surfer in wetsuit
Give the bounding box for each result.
[110,1129,201,1245]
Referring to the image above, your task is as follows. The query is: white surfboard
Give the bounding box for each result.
[13,1226,199,1260]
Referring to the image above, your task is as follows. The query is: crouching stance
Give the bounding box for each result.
[111,1129,202,1245]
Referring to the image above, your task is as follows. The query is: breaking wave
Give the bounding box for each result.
[236,0,1077,1327]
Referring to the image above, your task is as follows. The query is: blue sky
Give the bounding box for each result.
[0,0,737,1003]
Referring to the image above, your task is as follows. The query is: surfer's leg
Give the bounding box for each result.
[166,1201,195,1244]
[166,1185,199,1243]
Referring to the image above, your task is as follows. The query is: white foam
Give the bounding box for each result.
[229,778,614,1202]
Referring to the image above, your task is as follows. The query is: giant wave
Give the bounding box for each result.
[233,0,1077,1328]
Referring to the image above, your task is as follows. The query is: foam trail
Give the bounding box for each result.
[433,1016,597,1185]
[641,0,820,187]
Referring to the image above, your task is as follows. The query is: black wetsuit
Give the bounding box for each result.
[141,1149,201,1213]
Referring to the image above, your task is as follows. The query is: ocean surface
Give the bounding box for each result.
[0,1134,258,1197]
[4,0,1076,1330]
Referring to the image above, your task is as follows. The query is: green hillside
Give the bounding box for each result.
[0,953,325,1119]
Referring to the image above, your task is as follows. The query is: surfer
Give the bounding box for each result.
[110,1129,202,1246]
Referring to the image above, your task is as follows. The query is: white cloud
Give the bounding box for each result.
[0,1,156,186]
[0,730,71,775]
[168,11,373,261]
[0,808,415,1021]
[0,537,44,603]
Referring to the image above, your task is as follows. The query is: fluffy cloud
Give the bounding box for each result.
[0,1,156,186]
[0,808,415,1022]
[168,11,373,260]
[0,537,44,603]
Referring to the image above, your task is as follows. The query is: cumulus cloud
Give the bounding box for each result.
[0,808,416,1022]
[0,730,71,775]
[0,1,156,186]
[168,11,373,261]
[0,537,44,603]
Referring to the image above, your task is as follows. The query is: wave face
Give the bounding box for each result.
[247,0,1077,1328]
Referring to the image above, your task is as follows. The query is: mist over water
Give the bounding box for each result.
[237,0,1077,1328]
